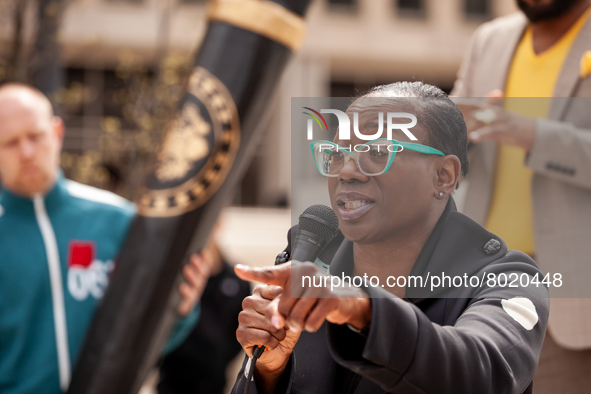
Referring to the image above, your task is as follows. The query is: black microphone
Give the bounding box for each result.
[290,204,340,264]
[245,205,339,394]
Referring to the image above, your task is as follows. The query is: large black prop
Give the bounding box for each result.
[68,1,311,393]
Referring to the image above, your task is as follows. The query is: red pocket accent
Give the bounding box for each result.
[68,241,95,268]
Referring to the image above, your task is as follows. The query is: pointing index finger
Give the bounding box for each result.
[235,263,292,288]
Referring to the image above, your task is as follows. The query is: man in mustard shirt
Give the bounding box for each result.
[453,0,591,392]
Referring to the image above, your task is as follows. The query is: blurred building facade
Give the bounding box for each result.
[0,0,518,209]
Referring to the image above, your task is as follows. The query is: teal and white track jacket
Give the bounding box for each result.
[0,174,197,394]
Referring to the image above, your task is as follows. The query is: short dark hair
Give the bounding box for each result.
[362,81,469,177]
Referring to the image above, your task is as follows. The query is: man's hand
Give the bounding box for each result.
[453,90,537,151]
[178,252,211,316]
[234,261,372,335]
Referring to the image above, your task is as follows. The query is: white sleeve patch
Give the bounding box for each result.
[65,180,131,210]
[501,297,538,330]
[0,204,4,217]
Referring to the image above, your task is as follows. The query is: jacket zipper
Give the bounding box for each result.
[33,195,71,391]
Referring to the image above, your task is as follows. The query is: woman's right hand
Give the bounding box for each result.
[236,284,301,390]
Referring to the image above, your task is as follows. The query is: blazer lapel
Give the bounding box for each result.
[495,17,528,95]
[482,15,527,175]
[550,13,591,119]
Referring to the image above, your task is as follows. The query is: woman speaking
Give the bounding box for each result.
[232,82,549,394]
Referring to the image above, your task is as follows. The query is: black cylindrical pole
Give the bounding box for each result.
[67,1,311,392]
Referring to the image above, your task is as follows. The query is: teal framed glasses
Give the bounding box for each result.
[310,138,445,177]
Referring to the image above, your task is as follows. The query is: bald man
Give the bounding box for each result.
[0,84,208,394]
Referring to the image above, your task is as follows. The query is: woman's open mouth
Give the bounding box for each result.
[335,194,375,220]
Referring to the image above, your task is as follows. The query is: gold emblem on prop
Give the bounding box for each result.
[156,102,210,181]
[138,67,241,217]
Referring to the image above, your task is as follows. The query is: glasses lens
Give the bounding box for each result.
[313,143,344,176]
[357,141,397,175]
[312,141,403,176]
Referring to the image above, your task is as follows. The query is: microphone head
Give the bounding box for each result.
[298,204,339,244]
